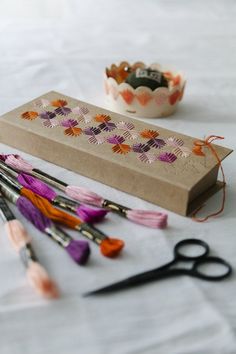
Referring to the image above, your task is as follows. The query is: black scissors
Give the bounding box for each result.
[84,239,232,296]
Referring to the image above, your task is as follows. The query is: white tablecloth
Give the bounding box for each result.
[0,1,236,353]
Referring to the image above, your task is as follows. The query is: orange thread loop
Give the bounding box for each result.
[192,135,226,222]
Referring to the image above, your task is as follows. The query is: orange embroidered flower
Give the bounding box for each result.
[140,129,159,139]
[120,89,134,104]
[51,99,68,107]
[95,114,111,123]
[64,127,82,137]
[112,144,131,154]
[21,111,38,120]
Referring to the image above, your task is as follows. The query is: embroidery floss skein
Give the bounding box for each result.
[0,181,90,265]
[1,155,168,229]
[0,172,124,258]
[0,160,107,224]
[0,192,59,298]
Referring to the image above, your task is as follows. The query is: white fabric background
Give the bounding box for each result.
[0,1,236,353]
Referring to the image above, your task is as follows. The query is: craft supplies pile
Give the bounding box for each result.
[0,154,232,299]
[0,63,233,299]
[0,154,169,298]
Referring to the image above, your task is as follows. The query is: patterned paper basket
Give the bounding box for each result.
[104,62,186,118]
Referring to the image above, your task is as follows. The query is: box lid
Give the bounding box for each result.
[0,91,232,193]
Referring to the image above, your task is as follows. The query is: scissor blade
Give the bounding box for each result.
[83,269,166,296]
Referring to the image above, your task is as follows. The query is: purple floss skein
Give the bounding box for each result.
[17,173,57,201]
[16,196,90,265]
[18,173,108,223]
[65,239,90,265]
[16,195,51,232]
[75,204,108,223]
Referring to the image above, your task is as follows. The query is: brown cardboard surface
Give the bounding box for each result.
[0,91,233,215]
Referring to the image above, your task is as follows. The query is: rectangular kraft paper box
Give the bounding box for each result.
[0,91,232,216]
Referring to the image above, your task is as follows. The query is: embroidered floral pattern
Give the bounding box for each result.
[61,119,81,137]
[73,106,92,123]
[20,97,192,165]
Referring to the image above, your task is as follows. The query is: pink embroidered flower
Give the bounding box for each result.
[138,153,156,164]
[116,121,135,130]
[165,136,184,147]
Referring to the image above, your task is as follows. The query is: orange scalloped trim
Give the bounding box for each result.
[136,92,152,106]
[120,89,134,104]
[169,91,180,105]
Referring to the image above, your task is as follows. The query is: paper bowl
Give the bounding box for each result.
[104,62,186,118]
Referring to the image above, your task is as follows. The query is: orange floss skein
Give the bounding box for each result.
[192,135,226,222]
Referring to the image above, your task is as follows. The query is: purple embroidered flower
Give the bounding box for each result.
[132,143,150,153]
[158,152,177,163]
[83,127,101,136]
[55,107,72,116]
[107,135,125,144]
[39,111,56,120]
[99,122,116,132]
[60,119,78,128]
[147,138,166,149]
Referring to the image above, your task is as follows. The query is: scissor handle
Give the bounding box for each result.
[192,256,232,281]
[174,238,209,261]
